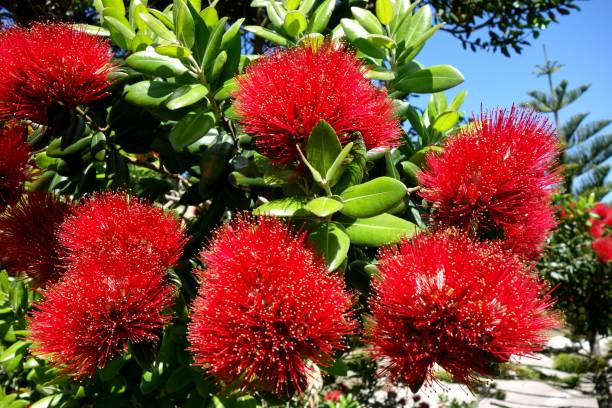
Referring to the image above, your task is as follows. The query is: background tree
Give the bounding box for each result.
[523,47,612,199]
[1,0,580,55]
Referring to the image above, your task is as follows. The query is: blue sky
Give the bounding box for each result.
[416,0,612,124]
[415,0,612,199]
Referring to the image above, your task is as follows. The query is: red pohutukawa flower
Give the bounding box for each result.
[0,23,115,125]
[593,236,612,263]
[589,203,612,238]
[368,232,557,389]
[29,255,175,377]
[188,215,356,395]
[233,42,400,165]
[418,108,561,260]
[0,125,30,209]
[58,192,186,271]
[0,193,71,287]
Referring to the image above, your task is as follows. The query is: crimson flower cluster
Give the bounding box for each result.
[0,23,115,125]
[0,125,30,210]
[188,215,356,396]
[368,232,557,389]
[418,108,561,261]
[588,203,612,263]
[0,193,70,287]
[233,42,400,166]
[29,192,185,377]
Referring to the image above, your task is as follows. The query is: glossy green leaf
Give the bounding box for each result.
[174,0,196,48]
[367,33,396,49]
[200,6,219,29]
[210,50,227,82]
[284,10,308,36]
[253,198,310,217]
[138,10,177,41]
[308,0,335,33]
[148,8,175,29]
[340,176,407,218]
[296,145,323,183]
[433,111,460,133]
[385,150,400,179]
[103,0,125,15]
[169,111,216,151]
[366,67,396,81]
[351,7,383,34]
[29,395,63,408]
[245,26,288,45]
[124,81,180,107]
[0,341,29,363]
[214,78,238,100]
[285,0,301,10]
[400,160,420,183]
[326,141,353,187]
[306,120,341,177]
[448,90,468,111]
[394,65,464,94]
[103,14,135,50]
[221,18,244,50]
[340,213,418,246]
[266,2,285,30]
[155,44,191,57]
[165,83,208,110]
[306,196,343,217]
[376,0,393,24]
[202,17,228,71]
[126,51,189,77]
[340,18,386,59]
[298,0,316,14]
[409,145,443,166]
[308,222,350,271]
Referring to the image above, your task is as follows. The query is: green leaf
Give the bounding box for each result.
[29,395,63,408]
[367,33,396,49]
[400,160,420,183]
[155,44,192,58]
[103,0,125,14]
[409,146,443,167]
[298,0,316,14]
[138,10,177,41]
[245,26,288,45]
[340,177,407,218]
[395,65,464,94]
[214,78,238,101]
[433,111,460,133]
[221,18,245,50]
[200,6,219,29]
[340,18,387,59]
[285,0,301,11]
[103,15,135,50]
[340,213,418,246]
[365,67,396,81]
[126,51,189,77]
[321,358,348,376]
[308,222,350,271]
[296,144,323,183]
[209,50,228,83]
[202,17,228,72]
[448,90,467,111]
[326,141,353,186]
[169,110,216,151]
[376,0,393,24]
[0,341,29,363]
[174,0,195,48]
[308,0,335,33]
[165,83,208,110]
[306,196,343,217]
[385,150,400,179]
[284,10,308,36]
[124,81,180,107]
[253,198,310,217]
[306,120,342,177]
[350,7,383,34]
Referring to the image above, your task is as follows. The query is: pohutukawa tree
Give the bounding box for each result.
[0,0,564,406]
